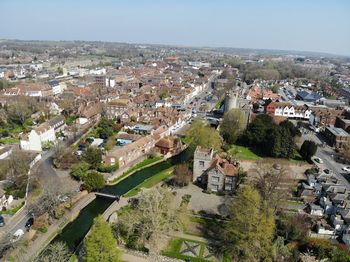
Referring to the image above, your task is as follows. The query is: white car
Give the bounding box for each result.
[12,229,24,242]
[314,157,324,164]
[342,166,350,173]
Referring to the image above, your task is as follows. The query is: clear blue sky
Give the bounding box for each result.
[1,0,349,56]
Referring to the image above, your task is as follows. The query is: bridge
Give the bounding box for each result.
[95,192,120,200]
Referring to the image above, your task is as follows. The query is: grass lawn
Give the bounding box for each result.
[162,237,212,262]
[125,166,174,197]
[0,137,19,144]
[228,145,262,161]
[0,201,25,215]
[109,156,163,185]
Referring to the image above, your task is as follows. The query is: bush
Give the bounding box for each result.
[84,172,105,191]
[38,226,48,233]
[98,162,119,173]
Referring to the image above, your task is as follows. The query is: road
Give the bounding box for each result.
[303,130,350,190]
[0,151,59,241]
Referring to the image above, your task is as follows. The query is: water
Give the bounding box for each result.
[53,149,191,251]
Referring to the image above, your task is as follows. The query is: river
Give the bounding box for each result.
[53,148,191,251]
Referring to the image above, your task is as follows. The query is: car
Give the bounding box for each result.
[342,166,350,173]
[0,215,5,227]
[25,217,34,229]
[12,229,24,242]
[314,157,324,164]
[323,169,332,174]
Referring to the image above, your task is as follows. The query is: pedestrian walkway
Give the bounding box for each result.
[22,193,96,262]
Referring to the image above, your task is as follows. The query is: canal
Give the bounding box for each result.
[53,149,191,251]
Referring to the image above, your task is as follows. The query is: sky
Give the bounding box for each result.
[0,0,349,56]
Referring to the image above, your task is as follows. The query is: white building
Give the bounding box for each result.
[20,123,56,151]
[274,105,312,119]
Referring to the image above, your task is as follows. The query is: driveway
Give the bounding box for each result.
[174,184,227,215]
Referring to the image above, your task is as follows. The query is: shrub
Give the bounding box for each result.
[98,162,119,173]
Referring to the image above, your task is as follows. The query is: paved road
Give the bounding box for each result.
[304,131,350,190]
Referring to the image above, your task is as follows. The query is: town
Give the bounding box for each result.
[0,39,349,262]
[0,1,350,261]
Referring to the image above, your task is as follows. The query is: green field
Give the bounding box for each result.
[228,145,262,161]
[124,167,174,197]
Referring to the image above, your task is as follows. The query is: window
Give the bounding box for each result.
[199,161,204,167]
[212,176,219,183]
[211,184,219,192]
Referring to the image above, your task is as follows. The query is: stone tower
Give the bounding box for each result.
[224,91,238,113]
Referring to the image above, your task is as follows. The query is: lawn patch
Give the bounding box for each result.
[228,145,262,161]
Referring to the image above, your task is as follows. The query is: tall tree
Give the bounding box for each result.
[116,187,187,251]
[82,147,102,170]
[187,119,221,151]
[221,186,275,261]
[220,109,246,144]
[252,162,291,212]
[85,216,122,262]
[300,140,317,161]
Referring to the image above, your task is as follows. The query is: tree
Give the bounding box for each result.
[221,186,275,261]
[252,162,290,212]
[116,187,187,251]
[35,241,71,262]
[70,162,90,180]
[220,109,246,144]
[82,147,102,170]
[279,120,301,137]
[270,84,279,94]
[277,213,311,242]
[85,216,122,262]
[300,140,317,161]
[173,164,192,187]
[6,102,32,126]
[84,171,105,191]
[187,119,221,151]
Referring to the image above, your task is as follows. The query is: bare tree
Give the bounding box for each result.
[173,164,192,187]
[252,162,292,213]
[34,241,71,262]
[116,186,187,252]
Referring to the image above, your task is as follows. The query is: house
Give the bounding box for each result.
[20,122,56,151]
[331,215,345,232]
[308,108,344,128]
[324,125,350,149]
[106,99,129,119]
[104,135,155,168]
[48,80,63,95]
[48,115,65,132]
[193,146,239,193]
[307,203,324,217]
[296,90,322,102]
[155,136,183,157]
[264,101,312,119]
[193,147,214,182]
[116,133,142,146]
[206,155,239,193]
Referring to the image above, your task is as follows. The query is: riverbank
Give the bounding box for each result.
[21,192,96,262]
[107,155,164,185]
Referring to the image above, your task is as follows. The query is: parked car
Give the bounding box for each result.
[324,169,332,174]
[0,216,5,227]
[12,229,24,242]
[342,166,350,173]
[25,217,34,230]
[314,157,324,164]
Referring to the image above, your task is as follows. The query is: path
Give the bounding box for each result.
[21,193,96,262]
